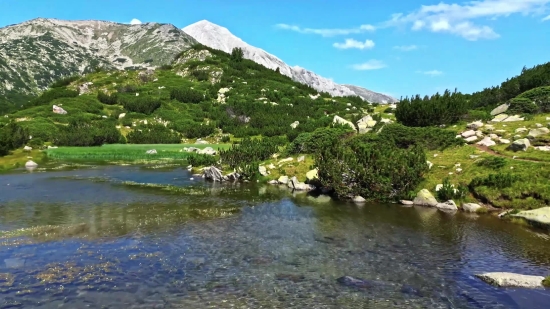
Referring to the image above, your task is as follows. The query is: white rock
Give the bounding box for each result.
[352,196,366,203]
[25,160,38,168]
[436,200,458,211]
[23,146,32,151]
[464,136,478,143]
[476,136,496,147]
[466,121,484,130]
[462,203,482,213]
[297,155,305,162]
[461,130,476,138]
[145,149,157,154]
[277,176,289,184]
[475,272,544,288]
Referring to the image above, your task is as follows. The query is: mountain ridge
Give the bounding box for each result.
[182,20,397,103]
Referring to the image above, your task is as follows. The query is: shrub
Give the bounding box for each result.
[0,122,28,156]
[191,70,209,81]
[120,96,161,114]
[378,124,463,151]
[543,276,550,287]
[466,109,492,122]
[186,153,217,166]
[395,89,469,127]
[436,178,468,201]
[97,92,118,105]
[117,84,139,93]
[508,97,538,114]
[126,124,181,144]
[316,135,428,201]
[220,137,286,168]
[30,88,79,106]
[170,87,203,103]
[49,75,80,88]
[54,118,123,146]
[221,135,230,143]
[476,157,506,169]
[469,173,519,189]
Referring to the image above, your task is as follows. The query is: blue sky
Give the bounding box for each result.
[1,0,550,98]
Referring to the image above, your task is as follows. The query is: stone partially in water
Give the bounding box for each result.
[511,207,550,229]
[476,272,544,288]
[413,189,438,207]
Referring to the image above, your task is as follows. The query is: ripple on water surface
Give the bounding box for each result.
[0,165,549,308]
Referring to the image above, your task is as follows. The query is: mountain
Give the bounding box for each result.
[182,20,397,104]
[0,18,197,112]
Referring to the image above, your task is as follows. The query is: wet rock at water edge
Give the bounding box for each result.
[475,272,545,288]
[25,160,38,168]
[413,189,438,207]
[352,196,366,203]
[203,166,223,182]
[436,200,458,211]
[462,203,482,213]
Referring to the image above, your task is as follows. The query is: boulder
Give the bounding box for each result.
[502,115,524,122]
[511,207,550,228]
[527,127,550,138]
[535,146,550,151]
[197,147,217,155]
[290,121,299,129]
[352,196,366,203]
[268,180,279,185]
[277,175,289,184]
[25,160,38,168]
[490,103,509,116]
[400,200,414,206]
[499,139,510,144]
[476,137,496,147]
[288,176,315,191]
[475,272,544,288]
[145,149,157,154]
[461,130,476,138]
[333,115,356,131]
[462,203,482,213]
[203,166,224,182]
[464,136,478,143]
[306,169,318,181]
[467,121,484,130]
[23,146,32,151]
[118,113,126,119]
[258,166,268,176]
[52,105,67,114]
[491,114,509,122]
[413,189,438,207]
[297,155,305,162]
[515,127,528,133]
[436,200,458,211]
[507,138,530,151]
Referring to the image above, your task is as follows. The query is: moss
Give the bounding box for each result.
[543,276,550,287]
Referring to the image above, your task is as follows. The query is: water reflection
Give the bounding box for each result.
[0,165,549,308]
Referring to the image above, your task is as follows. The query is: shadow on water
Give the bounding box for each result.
[0,165,549,308]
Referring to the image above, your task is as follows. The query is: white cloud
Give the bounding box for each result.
[385,0,550,40]
[333,38,375,50]
[418,70,443,76]
[275,23,375,37]
[543,14,550,20]
[351,60,386,70]
[129,18,142,25]
[393,44,418,51]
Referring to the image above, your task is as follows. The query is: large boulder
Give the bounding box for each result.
[527,127,550,138]
[288,176,315,191]
[23,146,32,151]
[475,272,544,288]
[507,138,530,151]
[461,130,476,138]
[52,105,67,114]
[277,175,289,184]
[491,114,509,122]
[502,115,524,122]
[511,207,550,229]
[333,115,356,131]
[490,103,509,116]
[353,196,366,203]
[258,166,268,176]
[203,166,223,182]
[413,189,438,207]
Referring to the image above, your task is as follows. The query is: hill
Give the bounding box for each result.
[183,20,397,104]
[0,43,389,151]
[0,18,197,113]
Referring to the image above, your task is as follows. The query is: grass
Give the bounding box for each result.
[0,149,46,171]
[418,144,550,210]
[46,143,230,162]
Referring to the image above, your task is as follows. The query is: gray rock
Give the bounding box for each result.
[352,196,366,203]
[464,136,478,143]
[413,189,438,207]
[258,166,268,176]
[461,130,476,138]
[490,103,509,116]
[25,160,38,168]
[203,166,224,182]
[462,203,482,213]
[145,149,157,154]
[476,136,496,147]
[476,272,544,288]
[528,127,550,138]
[197,147,217,155]
[467,121,484,130]
[277,175,289,184]
[507,138,530,151]
[436,200,458,211]
[400,200,414,206]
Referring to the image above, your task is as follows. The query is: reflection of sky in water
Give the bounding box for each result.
[0,165,549,308]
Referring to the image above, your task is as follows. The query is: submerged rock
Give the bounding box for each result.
[476,272,544,288]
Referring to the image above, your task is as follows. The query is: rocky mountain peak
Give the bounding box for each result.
[183,20,397,103]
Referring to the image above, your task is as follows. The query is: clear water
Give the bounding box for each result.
[0,165,549,308]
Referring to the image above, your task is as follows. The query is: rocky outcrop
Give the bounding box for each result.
[333,115,356,131]
[490,103,509,116]
[476,272,545,288]
[203,166,224,182]
[511,207,550,229]
[413,189,438,207]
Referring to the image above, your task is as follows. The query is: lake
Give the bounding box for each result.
[1,164,549,308]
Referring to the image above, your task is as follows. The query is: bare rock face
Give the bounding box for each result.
[182,20,397,103]
[476,272,544,288]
